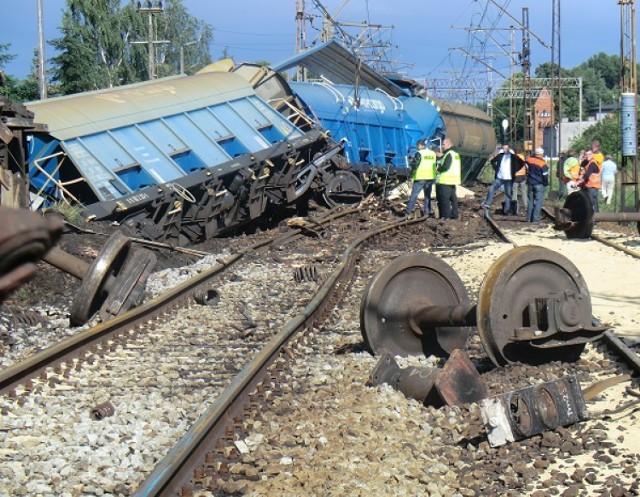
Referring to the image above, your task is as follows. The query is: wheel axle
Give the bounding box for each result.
[360,247,607,366]
[43,231,157,326]
[554,190,640,238]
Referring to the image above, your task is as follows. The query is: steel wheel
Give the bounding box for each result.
[360,253,471,358]
[477,246,588,366]
[563,190,594,239]
[323,171,364,207]
[70,232,131,326]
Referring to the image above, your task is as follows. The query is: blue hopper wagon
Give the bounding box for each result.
[24,70,338,244]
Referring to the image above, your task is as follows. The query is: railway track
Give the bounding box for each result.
[1,198,640,496]
[194,210,640,496]
[0,201,485,495]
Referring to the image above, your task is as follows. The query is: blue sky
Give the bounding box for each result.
[0,1,625,83]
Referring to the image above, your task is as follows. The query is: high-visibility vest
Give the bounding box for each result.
[437,149,462,185]
[514,153,527,179]
[593,151,604,167]
[583,160,602,189]
[413,149,437,180]
[563,157,580,183]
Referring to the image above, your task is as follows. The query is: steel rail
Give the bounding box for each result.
[0,206,365,395]
[589,233,640,260]
[133,215,420,496]
[482,208,516,245]
[541,206,640,260]
[602,330,640,373]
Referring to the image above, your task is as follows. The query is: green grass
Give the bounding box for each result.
[45,201,86,225]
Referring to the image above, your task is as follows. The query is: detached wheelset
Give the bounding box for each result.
[554,190,640,238]
[360,247,606,367]
[43,231,157,326]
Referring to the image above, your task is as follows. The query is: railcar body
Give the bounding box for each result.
[15,40,496,244]
[273,41,496,200]
[24,71,336,244]
[288,81,445,204]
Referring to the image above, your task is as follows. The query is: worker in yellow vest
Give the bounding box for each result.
[591,140,604,167]
[435,138,462,220]
[404,139,437,217]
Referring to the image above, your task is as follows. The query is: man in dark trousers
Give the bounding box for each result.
[483,143,525,215]
[435,138,461,220]
[525,147,549,222]
[576,149,602,212]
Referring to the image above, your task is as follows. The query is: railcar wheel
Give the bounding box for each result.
[477,246,588,366]
[563,190,594,239]
[323,171,364,207]
[360,253,472,358]
[70,232,132,326]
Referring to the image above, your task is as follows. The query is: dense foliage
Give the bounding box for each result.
[48,0,213,93]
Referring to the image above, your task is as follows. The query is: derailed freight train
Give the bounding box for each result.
[21,40,496,244]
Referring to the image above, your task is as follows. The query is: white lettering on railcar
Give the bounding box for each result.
[347,96,386,112]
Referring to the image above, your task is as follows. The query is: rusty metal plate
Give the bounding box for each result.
[434,349,488,407]
[480,375,588,447]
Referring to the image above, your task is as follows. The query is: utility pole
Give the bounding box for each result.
[135,1,165,80]
[179,41,197,74]
[295,0,308,81]
[509,26,516,144]
[36,0,47,99]
[619,0,639,211]
[551,0,561,158]
[521,7,533,153]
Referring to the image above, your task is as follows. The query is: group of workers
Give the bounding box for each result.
[483,144,549,222]
[403,137,614,221]
[403,137,462,219]
[482,139,613,220]
[561,141,617,210]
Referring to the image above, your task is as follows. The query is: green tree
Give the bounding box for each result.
[50,0,132,92]
[150,1,213,77]
[50,0,212,94]
[0,74,39,102]
[0,42,16,69]
[1,49,44,102]
[570,115,619,157]
[580,52,620,90]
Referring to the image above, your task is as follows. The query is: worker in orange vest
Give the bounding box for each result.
[576,149,602,212]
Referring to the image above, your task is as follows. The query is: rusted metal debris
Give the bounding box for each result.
[42,231,157,326]
[480,376,589,447]
[91,401,115,420]
[368,349,487,407]
[0,206,64,302]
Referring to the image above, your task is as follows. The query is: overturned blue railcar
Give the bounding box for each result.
[22,40,496,244]
[25,70,337,243]
[271,41,495,199]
